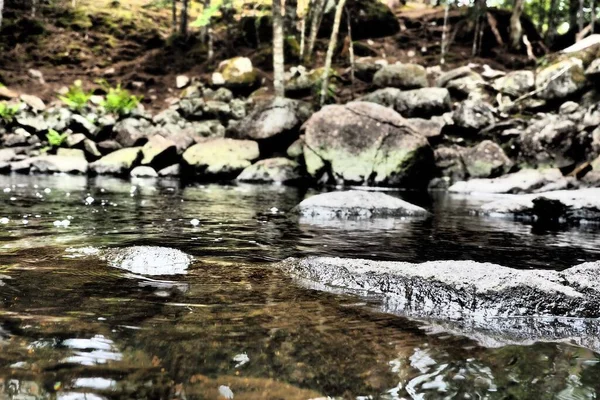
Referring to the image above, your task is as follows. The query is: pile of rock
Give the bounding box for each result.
[3,45,600,190]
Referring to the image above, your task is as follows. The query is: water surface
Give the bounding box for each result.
[0,175,599,399]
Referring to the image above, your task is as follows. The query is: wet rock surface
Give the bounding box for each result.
[278,256,600,318]
[293,190,429,218]
[101,246,192,275]
[479,188,600,222]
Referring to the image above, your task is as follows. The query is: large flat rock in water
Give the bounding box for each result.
[102,246,192,275]
[479,188,600,222]
[278,257,600,319]
[448,169,572,194]
[293,190,429,218]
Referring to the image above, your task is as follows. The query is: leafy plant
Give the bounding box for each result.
[46,129,69,148]
[58,80,93,112]
[191,0,224,28]
[0,102,20,123]
[96,80,142,115]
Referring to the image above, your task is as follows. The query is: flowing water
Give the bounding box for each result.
[0,174,599,399]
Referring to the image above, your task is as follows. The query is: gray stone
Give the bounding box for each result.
[96,140,122,155]
[90,147,142,175]
[277,256,600,319]
[373,63,428,89]
[211,87,234,103]
[66,133,87,148]
[407,118,445,139]
[293,190,429,218]
[30,155,88,174]
[301,101,433,187]
[535,58,586,100]
[449,168,572,194]
[493,70,535,97]
[434,146,466,182]
[189,120,226,138]
[394,88,451,118]
[84,139,102,159]
[435,66,473,87]
[20,94,46,111]
[453,100,495,131]
[102,246,192,275]
[70,114,98,136]
[158,164,181,177]
[182,138,260,179]
[0,149,17,163]
[584,58,600,77]
[211,57,259,91]
[141,135,178,171]
[130,166,158,177]
[519,115,582,168]
[113,118,151,147]
[354,58,387,82]
[462,140,513,179]
[357,88,401,108]
[237,158,304,183]
[16,115,47,133]
[479,188,600,222]
[176,75,190,89]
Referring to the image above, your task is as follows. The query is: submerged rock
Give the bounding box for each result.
[293,190,429,218]
[102,246,192,275]
[278,256,600,318]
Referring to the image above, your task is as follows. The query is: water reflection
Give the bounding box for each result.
[0,175,597,398]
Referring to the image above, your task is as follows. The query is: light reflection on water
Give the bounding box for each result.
[0,175,598,398]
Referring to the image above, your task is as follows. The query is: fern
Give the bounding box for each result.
[96,80,141,115]
[58,80,93,112]
[46,129,69,148]
[191,0,223,27]
[0,102,20,123]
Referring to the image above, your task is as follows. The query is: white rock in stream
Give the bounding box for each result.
[102,246,192,275]
[294,190,429,219]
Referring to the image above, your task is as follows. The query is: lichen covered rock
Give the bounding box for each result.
[301,101,433,187]
[182,138,260,179]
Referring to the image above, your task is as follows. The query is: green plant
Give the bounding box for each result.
[96,80,142,115]
[58,80,93,112]
[0,102,20,123]
[46,129,69,148]
[191,0,224,28]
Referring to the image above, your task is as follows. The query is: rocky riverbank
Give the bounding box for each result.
[2,39,600,190]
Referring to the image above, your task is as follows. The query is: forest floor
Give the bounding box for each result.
[0,0,534,110]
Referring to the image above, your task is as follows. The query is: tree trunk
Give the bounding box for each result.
[592,0,596,34]
[320,0,347,105]
[546,0,559,46]
[172,0,178,34]
[299,17,306,59]
[180,0,188,37]
[472,0,485,56]
[201,0,210,42]
[208,26,214,60]
[579,0,585,35]
[570,0,580,35]
[510,0,525,49]
[306,0,326,63]
[346,7,355,99]
[273,0,286,97]
[0,0,3,30]
[440,0,450,64]
[31,0,37,18]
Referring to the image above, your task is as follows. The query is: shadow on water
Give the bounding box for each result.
[0,175,598,398]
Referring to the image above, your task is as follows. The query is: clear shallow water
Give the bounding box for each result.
[0,175,599,399]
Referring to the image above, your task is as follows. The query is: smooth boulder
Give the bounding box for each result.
[301,101,433,187]
[373,64,428,89]
[449,168,572,194]
[182,138,260,179]
[90,147,142,176]
[236,157,303,184]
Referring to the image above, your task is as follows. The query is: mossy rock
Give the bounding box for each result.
[211,57,260,94]
[535,57,587,100]
[182,138,260,180]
